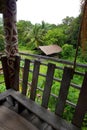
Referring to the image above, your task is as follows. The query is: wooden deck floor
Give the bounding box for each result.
[0,105,39,130]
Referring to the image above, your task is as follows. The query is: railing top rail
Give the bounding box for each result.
[19,52,87,68]
[0,52,87,69]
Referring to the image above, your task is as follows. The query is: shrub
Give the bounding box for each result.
[61,44,74,59]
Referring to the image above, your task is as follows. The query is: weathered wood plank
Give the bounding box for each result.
[72,71,87,128]
[22,59,30,95]
[0,89,13,102]
[1,56,10,89]
[0,106,39,130]
[1,56,20,91]
[10,89,80,130]
[13,56,20,91]
[30,60,40,101]
[55,67,74,116]
[41,63,55,108]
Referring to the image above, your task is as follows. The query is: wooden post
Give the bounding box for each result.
[0,1,5,13]
[1,0,19,90]
[3,0,18,57]
[1,56,20,91]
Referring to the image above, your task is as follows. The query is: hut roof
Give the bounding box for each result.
[39,45,62,55]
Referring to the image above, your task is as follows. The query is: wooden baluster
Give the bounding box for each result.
[55,67,73,116]
[22,59,30,95]
[72,71,87,128]
[30,60,40,101]
[41,63,55,108]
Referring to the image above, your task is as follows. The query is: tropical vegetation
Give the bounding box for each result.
[0,14,87,62]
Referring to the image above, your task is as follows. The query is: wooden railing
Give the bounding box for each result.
[0,52,87,108]
[0,52,87,129]
[19,52,87,109]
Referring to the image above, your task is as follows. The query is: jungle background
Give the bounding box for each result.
[0,14,87,63]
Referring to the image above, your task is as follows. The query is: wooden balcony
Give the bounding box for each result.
[0,53,87,130]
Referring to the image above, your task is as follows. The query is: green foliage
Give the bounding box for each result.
[28,23,45,48]
[44,28,66,46]
[62,15,81,48]
[0,24,5,51]
[0,34,5,51]
[0,17,3,25]
[0,84,6,93]
[17,20,33,46]
[61,44,75,59]
[0,15,81,54]
[16,16,81,52]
